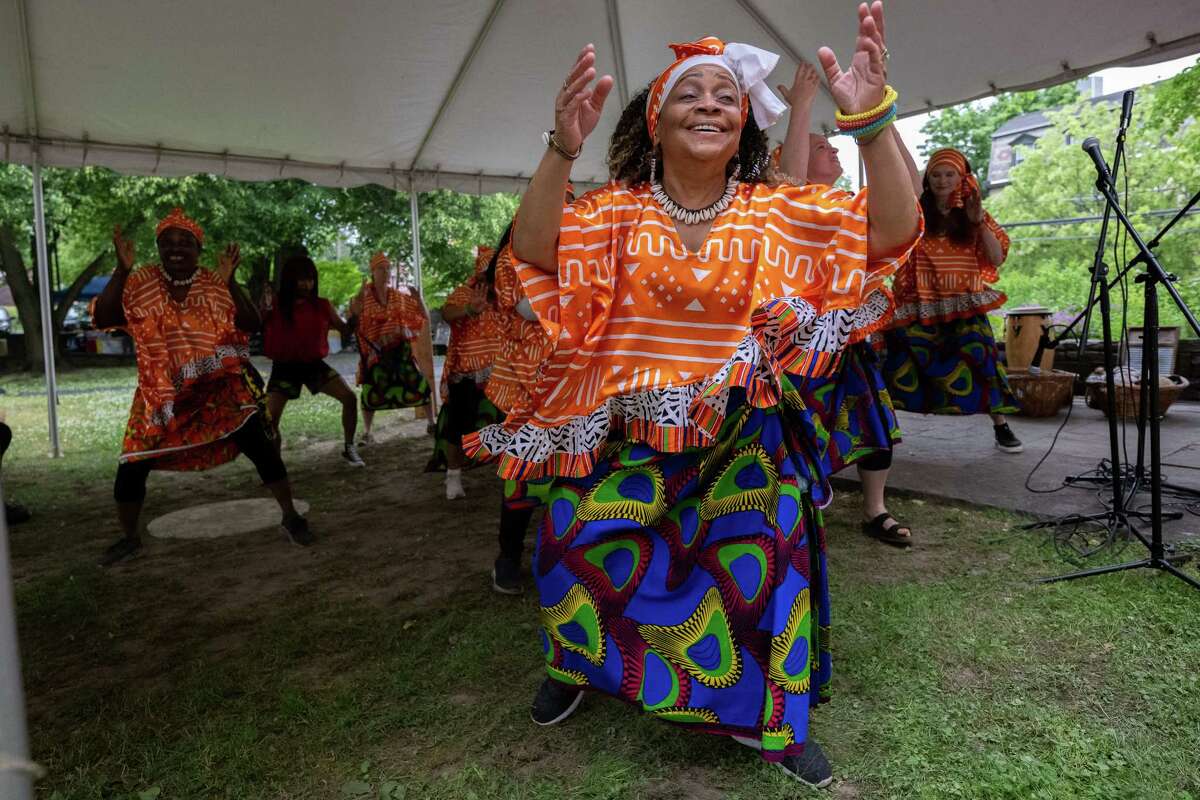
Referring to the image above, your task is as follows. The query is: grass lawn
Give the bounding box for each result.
[4,364,1200,800]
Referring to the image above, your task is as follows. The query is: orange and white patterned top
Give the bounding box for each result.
[465,180,922,479]
[355,282,426,382]
[121,265,257,465]
[486,244,553,416]
[441,252,503,392]
[890,211,1009,327]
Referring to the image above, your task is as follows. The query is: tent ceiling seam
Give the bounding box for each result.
[605,0,630,109]
[733,0,835,104]
[14,0,40,137]
[407,0,507,172]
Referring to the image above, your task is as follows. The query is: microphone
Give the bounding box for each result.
[1082,138,1114,188]
[1120,90,1135,130]
[1027,329,1054,376]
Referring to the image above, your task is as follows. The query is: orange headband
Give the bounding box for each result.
[155,207,204,246]
[646,38,745,142]
[370,251,390,271]
[926,148,979,209]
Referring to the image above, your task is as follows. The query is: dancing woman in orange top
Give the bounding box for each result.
[426,246,503,499]
[465,2,921,786]
[91,209,313,566]
[880,148,1023,453]
[347,252,434,444]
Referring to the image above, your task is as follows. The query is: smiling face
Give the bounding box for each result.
[807,134,842,185]
[927,163,962,202]
[657,64,742,168]
[156,227,201,278]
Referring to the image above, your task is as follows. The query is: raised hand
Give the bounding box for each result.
[468,280,490,315]
[553,44,615,154]
[113,225,136,272]
[217,243,241,284]
[817,1,887,115]
[778,61,821,109]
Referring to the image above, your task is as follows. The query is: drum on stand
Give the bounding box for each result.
[1004,306,1054,371]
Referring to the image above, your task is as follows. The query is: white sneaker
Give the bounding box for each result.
[445,469,466,499]
[342,443,366,467]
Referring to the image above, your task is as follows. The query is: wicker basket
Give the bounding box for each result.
[1084,368,1189,419]
[1007,368,1075,417]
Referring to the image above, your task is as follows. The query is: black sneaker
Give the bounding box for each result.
[281,514,316,546]
[777,740,833,789]
[530,678,583,726]
[100,536,141,567]
[994,423,1023,454]
[492,557,522,595]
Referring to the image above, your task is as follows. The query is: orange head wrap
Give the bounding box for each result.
[644,37,785,143]
[474,246,495,275]
[155,207,204,246]
[370,251,390,271]
[926,148,980,209]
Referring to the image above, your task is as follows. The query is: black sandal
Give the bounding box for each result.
[862,513,913,548]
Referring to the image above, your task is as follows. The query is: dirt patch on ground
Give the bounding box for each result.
[13,413,512,725]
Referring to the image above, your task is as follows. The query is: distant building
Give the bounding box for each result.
[987,77,1120,190]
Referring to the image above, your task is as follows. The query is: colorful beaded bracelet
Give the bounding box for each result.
[846,104,897,141]
[835,85,899,126]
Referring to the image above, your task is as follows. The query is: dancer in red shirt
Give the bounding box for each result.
[263,256,365,467]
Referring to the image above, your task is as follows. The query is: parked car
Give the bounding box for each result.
[0,307,11,334]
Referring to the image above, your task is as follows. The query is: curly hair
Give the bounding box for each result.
[606,85,780,186]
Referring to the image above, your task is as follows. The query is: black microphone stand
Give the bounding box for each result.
[1022,91,1143,541]
[1039,131,1200,590]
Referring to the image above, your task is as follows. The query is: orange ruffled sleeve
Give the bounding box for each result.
[976,211,1009,285]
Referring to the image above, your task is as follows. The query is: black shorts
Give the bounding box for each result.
[267,360,341,399]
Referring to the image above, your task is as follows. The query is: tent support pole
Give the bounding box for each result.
[410,188,440,412]
[31,153,61,458]
[0,487,34,800]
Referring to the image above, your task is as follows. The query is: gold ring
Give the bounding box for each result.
[882,47,890,60]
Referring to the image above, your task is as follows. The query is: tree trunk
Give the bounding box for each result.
[0,225,45,371]
[1,224,123,370]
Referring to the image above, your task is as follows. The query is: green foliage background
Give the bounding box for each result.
[920,67,1199,336]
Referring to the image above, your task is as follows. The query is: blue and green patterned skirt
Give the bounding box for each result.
[360,341,431,412]
[535,387,831,762]
[793,343,900,475]
[881,313,1019,416]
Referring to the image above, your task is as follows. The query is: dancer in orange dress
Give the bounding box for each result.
[880,147,1023,452]
[347,252,434,445]
[426,247,502,499]
[92,209,313,565]
[466,3,921,786]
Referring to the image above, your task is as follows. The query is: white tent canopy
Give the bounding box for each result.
[3,4,1200,798]
[2,0,1199,192]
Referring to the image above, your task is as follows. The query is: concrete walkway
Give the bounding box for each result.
[836,398,1200,544]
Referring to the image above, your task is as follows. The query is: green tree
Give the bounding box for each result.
[315,259,365,310]
[334,187,519,303]
[0,167,342,369]
[920,83,1082,189]
[986,76,1200,337]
